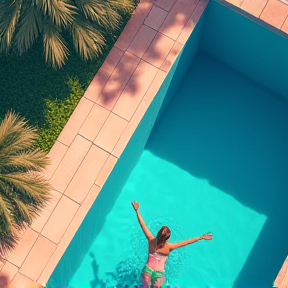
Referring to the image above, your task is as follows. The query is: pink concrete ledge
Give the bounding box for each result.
[0,0,287,287]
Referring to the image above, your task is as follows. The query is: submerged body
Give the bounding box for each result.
[132,201,212,288]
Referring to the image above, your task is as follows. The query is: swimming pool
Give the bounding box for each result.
[47,1,288,288]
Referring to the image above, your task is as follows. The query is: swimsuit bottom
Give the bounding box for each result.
[142,265,166,285]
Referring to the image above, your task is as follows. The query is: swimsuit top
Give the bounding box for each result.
[147,252,168,271]
[149,252,168,260]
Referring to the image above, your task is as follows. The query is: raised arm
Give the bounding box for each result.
[132,201,154,241]
[169,233,212,250]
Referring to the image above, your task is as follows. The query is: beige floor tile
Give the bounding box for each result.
[57,97,94,146]
[161,41,183,72]
[79,104,110,141]
[0,257,6,270]
[115,1,153,51]
[112,60,158,120]
[64,145,109,203]
[38,184,101,286]
[30,190,62,233]
[45,141,68,180]
[95,155,118,187]
[177,0,209,45]
[97,52,140,110]
[19,236,56,281]
[281,16,288,33]
[49,135,92,193]
[225,0,243,6]
[112,99,150,158]
[274,256,288,287]
[128,25,157,58]
[83,70,111,103]
[260,0,288,28]
[241,0,268,17]
[0,261,18,282]
[41,196,79,243]
[100,47,123,75]
[153,0,177,11]
[10,272,42,288]
[8,228,38,268]
[94,113,128,152]
[159,0,198,40]
[143,32,175,68]
[144,5,168,30]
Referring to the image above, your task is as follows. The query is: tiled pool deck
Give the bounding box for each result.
[0,0,287,287]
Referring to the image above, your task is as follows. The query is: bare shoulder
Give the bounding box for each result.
[167,241,177,251]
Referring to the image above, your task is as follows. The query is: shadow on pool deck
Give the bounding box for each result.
[146,51,288,287]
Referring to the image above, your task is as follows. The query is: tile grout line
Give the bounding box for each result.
[93,49,125,104]
[76,98,96,135]
[153,0,178,12]
[127,24,158,59]
[280,14,288,30]
[96,53,141,112]
[94,154,119,186]
[47,146,70,182]
[41,201,81,245]
[159,41,181,72]
[115,3,153,53]
[259,0,269,18]
[30,194,64,235]
[123,66,161,124]
[89,47,125,103]
[78,108,110,142]
[8,234,40,276]
[62,139,93,195]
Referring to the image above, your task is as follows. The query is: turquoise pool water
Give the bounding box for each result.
[66,53,288,288]
[48,1,288,288]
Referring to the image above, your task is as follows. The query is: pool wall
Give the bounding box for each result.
[201,0,288,99]
[155,13,206,125]
[47,8,208,287]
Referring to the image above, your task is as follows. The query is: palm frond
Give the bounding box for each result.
[36,0,76,27]
[108,0,135,13]
[1,173,51,205]
[0,192,14,234]
[0,0,23,52]
[43,21,69,69]
[15,4,43,53]
[74,0,116,30]
[10,197,35,226]
[74,0,106,20]
[0,111,38,155]
[0,229,19,257]
[0,111,52,255]
[71,16,105,60]
[0,149,50,174]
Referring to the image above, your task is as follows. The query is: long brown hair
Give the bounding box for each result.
[156,226,171,249]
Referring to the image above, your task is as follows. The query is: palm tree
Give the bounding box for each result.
[0,111,51,256]
[0,0,134,69]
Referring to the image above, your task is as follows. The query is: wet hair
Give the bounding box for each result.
[156,226,171,249]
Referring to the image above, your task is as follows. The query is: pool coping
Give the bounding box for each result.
[0,0,287,287]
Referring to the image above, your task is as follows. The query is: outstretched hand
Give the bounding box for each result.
[202,233,213,240]
[132,201,139,211]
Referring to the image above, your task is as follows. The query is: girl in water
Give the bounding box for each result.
[132,201,212,288]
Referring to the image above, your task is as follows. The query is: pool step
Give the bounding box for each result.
[274,256,288,288]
